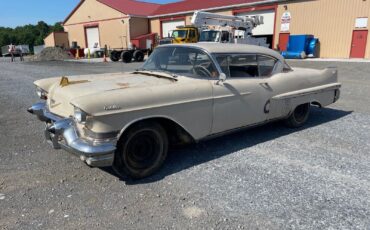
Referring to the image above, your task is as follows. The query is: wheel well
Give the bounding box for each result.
[120,118,195,146]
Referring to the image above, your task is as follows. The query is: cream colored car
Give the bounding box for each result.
[28,43,341,179]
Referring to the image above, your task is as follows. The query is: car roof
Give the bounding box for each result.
[159,43,285,61]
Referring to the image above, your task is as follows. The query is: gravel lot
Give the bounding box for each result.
[0,58,369,229]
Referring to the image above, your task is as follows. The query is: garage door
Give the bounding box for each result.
[86,27,100,48]
[236,10,275,36]
[162,20,185,38]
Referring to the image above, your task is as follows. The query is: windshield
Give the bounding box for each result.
[172,30,187,38]
[199,31,220,42]
[140,47,219,78]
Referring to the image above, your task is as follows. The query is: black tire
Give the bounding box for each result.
[113,122,168,179]
[110,51,120,62]
[121,51,133,63]
[284,103,311,128]
[133,50,145,62]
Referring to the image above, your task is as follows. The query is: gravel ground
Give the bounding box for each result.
[0,59,369,229]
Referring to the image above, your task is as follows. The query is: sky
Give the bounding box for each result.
[0,0,180,28]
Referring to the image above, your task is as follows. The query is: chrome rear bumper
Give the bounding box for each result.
[28,102,116,167]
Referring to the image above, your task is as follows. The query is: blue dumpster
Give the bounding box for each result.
[281,35,319,59]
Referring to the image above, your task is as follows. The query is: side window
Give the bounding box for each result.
[191,52,218,78]
[258,55,278,76]
[229,55,259,78]
[214,54,280,78]
[215,54,258,78]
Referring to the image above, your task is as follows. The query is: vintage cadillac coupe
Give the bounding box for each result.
[28,43,341,178]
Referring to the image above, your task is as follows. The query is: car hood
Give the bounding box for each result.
[35,72,177,117]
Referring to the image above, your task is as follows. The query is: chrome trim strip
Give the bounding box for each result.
[272,83,342,100]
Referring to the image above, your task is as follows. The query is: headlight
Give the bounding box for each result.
[36,87,48,100]
[74,107,87,123]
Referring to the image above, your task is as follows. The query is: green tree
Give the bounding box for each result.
[52,22,64,32]
[0,32,11,46]
[36,21,50,38]
[0,21,63,54]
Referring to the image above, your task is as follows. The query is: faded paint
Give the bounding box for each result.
[275,0,370,58]
[33,43,341,140]
[59,77,90,87]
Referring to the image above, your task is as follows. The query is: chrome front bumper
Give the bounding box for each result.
[28,102,116,167]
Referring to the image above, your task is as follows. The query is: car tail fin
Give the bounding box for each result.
[322,66,338,82]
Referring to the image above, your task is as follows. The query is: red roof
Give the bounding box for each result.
[97,0,265,17]
[97,0,160,16]
[152,0,263,16]
[64,0,268,23]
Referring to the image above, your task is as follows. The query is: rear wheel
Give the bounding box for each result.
[133,50,145,62]
[110,51,120,62]
[284,103,311,128]
[121,51,133,63]
[113,122,168,179]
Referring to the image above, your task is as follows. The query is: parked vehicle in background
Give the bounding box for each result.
[110,48,148,63]
[28,43,341,179]
[192,11,268,46]
[159,26,200,45]
[110,33,156,63]
[159,11,268,47]
[1,44,30,57]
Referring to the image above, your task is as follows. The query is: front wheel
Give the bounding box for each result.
[113,122,168,179]
[284,103,311,128]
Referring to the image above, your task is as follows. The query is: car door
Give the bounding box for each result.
[211,54,278,134]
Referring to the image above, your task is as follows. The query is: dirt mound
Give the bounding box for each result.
[32,47,72,61]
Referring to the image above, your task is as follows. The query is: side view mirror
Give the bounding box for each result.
[219,73,227,82]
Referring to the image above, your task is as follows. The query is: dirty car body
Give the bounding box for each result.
[28,43,341,178]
